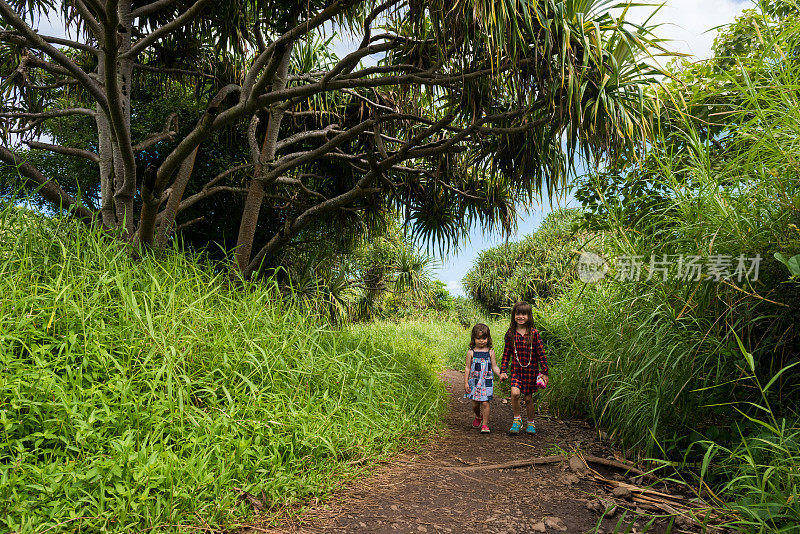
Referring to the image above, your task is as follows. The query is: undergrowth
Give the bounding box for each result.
[0,205,447,533]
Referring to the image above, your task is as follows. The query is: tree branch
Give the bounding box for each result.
[101,0,137,232]
[133,112,179,152]
[275,175,327,200]
[175,215,204,232]
[247,115,260,163]
[0,30,98,53]
[131,0,178,18]
[24,140,100,162]
[173,185,246,214]
[247,59,527,118]
[244,112,455,277]
[244,172,378,277]
[0,1,108,110]
[242,0,353,102]
[0,108,97,119]
[17,51,72,77]
[154,84,241,194]
[274,123,339,153]
[263,116,384,181]
[71,0,104,39]
[0,146,97,223]
[133,62,216,79]
[154,163,250,224]
[123,0,215,59]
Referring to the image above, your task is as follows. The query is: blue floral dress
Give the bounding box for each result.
[467,350,493,401]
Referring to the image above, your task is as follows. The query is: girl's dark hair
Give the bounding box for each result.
[470,323,493,349]
[507,301,534,346]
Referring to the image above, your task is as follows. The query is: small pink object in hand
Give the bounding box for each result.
[536,374,548,389]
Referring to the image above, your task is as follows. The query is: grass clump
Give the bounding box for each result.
[0,205,447,533]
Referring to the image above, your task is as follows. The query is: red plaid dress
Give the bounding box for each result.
[501,328,548,395]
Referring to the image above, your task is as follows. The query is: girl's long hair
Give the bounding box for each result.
[507,301,534,346]
[470,323,493,349]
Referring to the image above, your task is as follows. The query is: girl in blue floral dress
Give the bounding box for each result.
[464,323,501,433]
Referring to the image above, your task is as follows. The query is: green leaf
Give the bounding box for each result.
[733,331,755,373]
[773,252,800,277]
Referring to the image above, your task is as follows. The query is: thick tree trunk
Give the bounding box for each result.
[154,146,198,247]
[107,0,136,236]
[234,45,293,272]
[95,51,117,228]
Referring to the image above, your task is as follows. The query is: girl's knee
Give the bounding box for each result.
[524,394,533,402]
[510,387,521,398]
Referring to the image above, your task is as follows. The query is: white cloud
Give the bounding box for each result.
[626,0,751,60]
[445,279,465,297]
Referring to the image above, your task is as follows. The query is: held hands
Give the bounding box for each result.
[499,372,508,382]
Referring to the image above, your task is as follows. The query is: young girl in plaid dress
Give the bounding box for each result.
[499,301,549,434]
[464,323,500,433]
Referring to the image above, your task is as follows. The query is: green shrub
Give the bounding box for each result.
[0,206,446,533]
[463,209,593,312]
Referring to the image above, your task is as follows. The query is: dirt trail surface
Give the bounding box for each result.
[263,370,677,534]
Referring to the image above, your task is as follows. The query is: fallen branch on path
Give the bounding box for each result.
[451,453,654,474]
[579,453,657,480]
[449,455,562,471]
[588,471,690,505]
[586,467,730,531]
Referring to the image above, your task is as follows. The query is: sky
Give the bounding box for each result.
[26,1,753,295]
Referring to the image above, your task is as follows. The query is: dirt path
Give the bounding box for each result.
[264,370,676,534]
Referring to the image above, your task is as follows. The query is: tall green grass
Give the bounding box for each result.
[0,205,446,533]
[689,339,800,532]
[519,11,800,531]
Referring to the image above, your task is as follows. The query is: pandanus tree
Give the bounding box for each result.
[0,0,667,278]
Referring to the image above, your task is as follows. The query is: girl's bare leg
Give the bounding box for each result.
[524,394,535,421]
[481,401,490,426]
[471,400,481,418]
[510,386,522,418]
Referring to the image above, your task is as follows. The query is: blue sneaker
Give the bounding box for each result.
[526,421,536,434]
[509,418,522,434]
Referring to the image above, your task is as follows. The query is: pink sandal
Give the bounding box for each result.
[472,416,482,428]
[480,425,490,433]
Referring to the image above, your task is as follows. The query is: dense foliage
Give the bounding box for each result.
[457,4,800,531]
[0,205,450,533]
[272,221,441,323]
[533,3,800,530]
[462,208,592,311]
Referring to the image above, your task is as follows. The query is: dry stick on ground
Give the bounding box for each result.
[452,453,654,475]
[450,455,563,471]
[578,453,658,481]
[587,469,727,529]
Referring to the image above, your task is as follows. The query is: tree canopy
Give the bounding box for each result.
[1,0,667,277]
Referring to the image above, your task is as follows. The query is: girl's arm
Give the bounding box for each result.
[490,348,501,377]
[500,332,512,375]
[464,349,473,393]
[532,329,548,375]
